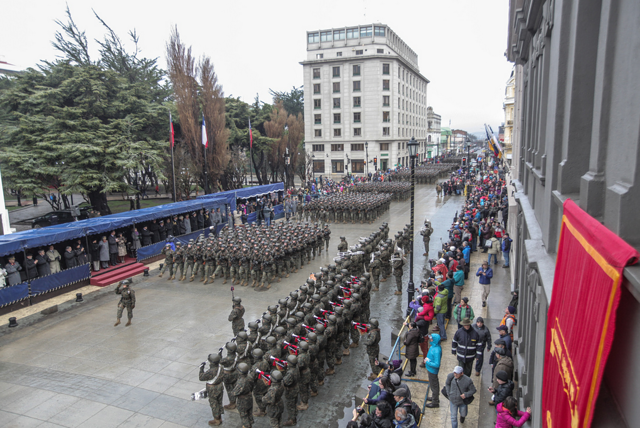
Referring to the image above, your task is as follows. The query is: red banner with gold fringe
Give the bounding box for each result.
[542,199,638,428]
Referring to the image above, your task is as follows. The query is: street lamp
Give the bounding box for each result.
[466,141,471,180]
[406,136,419,314]
[365,142,369,177]
[345,154,350,176]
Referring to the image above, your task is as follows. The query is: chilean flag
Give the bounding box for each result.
[170,112,175,148]
[202,115,208,148]
[249,118,253,149]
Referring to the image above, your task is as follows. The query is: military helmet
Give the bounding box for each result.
[262,314,272,323]
[289,291,298,299]
[248,322,258,330]
[287,355,298,365]
[237,363,250,375]
[236,331,248,342]
[311,293,321,302]
[265,336,276,346]
[232,297,242,304]
[344,299,352,307]
[252,348,264,360]
[315,324,325,334]
[278,298,288,306]
[369,319,380,328]
[299,341,309,351]
[271,370,283,382]
[340,236,346,240]
[363,272,371,279]
[327,315,337,324]
[319,287,328,295]
[208,353,221,364]
[286,317,297,326]
[335,307,344,316]
[295,311,305,320]
[226,342,237,353]
[306,278,315,286]
[268,305,278,313]
[302,303,313,311]
[352,293,361,301]
[274,327,286,336]
[307,332,317,343]
[325,280,334,287]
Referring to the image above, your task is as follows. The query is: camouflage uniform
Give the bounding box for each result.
[362,325,381,377]
[232,367,254,427]
[392,254,405,293]
[115,283,135,325]
[159,245,174,278]
[229,300,246,336]
[199,357,224,424]
[262,373,285,428]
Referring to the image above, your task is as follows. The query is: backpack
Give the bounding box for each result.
[405,401,422,422]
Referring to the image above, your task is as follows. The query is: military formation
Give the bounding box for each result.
[196,223,395,427]
[298,193,392,223]
[158,222,331,289]
[389,164,455,183]
[352,182,410,200]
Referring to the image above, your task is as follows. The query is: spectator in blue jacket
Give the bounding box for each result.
[424,333,442,408]
[453,268,465,305]
[501,233,513,268]
[476,262,494,307]
[462,242,471,264]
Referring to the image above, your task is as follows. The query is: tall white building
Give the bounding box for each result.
[426,106,441,158]
[301,24,429,175]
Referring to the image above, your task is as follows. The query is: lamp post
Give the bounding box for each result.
[365,142,369,177]
[406,136,419,314]
[345,154,350,177]
[466,142,471,180]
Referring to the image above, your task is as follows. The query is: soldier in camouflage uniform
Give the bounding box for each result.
[191,242,204,282]
[250,349,270,417]
[182,241,195,281]
[203,244,216,284]
[235,332,252,366]
[229,297,246,336]
[232,363,254,428]
[421,219,434,257]
[337,236,348,252]
[282,354,300,426]
[262,370,285,428]
[392,252,404,295]
[159,243,174,278]
[172,242,184,280]
[369,251,382,291]
[222,342,239,410]
[296,341,311,411]
[199,352,225,426]
[239,247,251,286]
[114,281,135,327]
[261,251,275,289]
[362,319,381,381]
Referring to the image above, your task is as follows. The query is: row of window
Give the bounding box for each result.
[313,111,391,125]
[308,26,386,44]
[313,159,367,174]
[313,64,390,79]
[313,127,391,138]
[312,143,391,152]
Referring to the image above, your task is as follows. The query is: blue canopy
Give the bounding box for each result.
[0,197,227,257]
[197,183,284,211]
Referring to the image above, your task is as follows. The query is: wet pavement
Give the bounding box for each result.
[0,184,478,428]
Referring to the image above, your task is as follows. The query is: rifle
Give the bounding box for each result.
[330,302,344,308]
[302,324,316,332]
[256,369,271,386]
[283,341,299,355]
[339,286,352,296]
[320,309,335,316]
[291,334,308,343]
[352,321,369,333]
[270,356,288,370]
[314,315,328,327]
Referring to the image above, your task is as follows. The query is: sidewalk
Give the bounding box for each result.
[414,244,511,428]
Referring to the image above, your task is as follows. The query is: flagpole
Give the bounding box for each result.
[170,112,176,202]
[204,143,208,195]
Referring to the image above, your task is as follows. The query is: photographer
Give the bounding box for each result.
[350,401,394,428]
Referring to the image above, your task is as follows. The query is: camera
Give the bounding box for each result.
[356,406,365,415]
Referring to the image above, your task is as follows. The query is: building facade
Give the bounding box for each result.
[503,69,515,161]
[507,0,640,427]
[426,106,441,158]
[301,24,430,174]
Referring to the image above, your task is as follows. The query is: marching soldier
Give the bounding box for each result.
[222,342,239,410]
[363,319,381,381]
[262,370,285,428]
[229,297,246,336]
[172,242,184,281]
[282,355,300,426]
[421,219,434,257]
[369,252,382,291]
[296,341,311,411]
[114,281,135,327]
[337,236,348,252]
[199,352,225,426]
[159,243,174,278]
[232,363,254,428]
[250,349,270,417]
[392,252,404,295]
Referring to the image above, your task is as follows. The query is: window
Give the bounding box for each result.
[334,29,345,40]
[360,26,372,38]
[312,144,324,151]
[353,81,361,92]
[380,143,390,151]
[314,99,321,109]
[320,31,332,42]
[382,63,390,75]
[332,66,340,77]
[333,98,341,108]
[383,127,390,136]
[314,114,321,125]
[353,64,361,76]
[398,97,401,108]
[313,84,321,94]
[331,144,344,151]
[333,82,340,93]
[355,50,363,55]
[332,160,344,173]
[351,160,365,173]
[353,97,361,107]
[383,111,390,122]
[353,112,361,122]
[313,68,320,79]
[314,129,322,137]
[333,129,341,137]
[316,53,324,59]
[375,26,385,37]
[353,128,361,137]
[377,49,384,54]
[313,160,325,173]
[398,82,401,91]
[383,80,390,91]
[351,143,364,151]
[308,32,319,43]
[334,113,341,124]
[383,96,390,106]
[397,142,401,150]
[336,52,342,57]
[346,28,359,39]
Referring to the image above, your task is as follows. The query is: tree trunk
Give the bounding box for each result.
[88,190,111,215]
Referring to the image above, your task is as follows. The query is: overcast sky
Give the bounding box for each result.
[2,0,513,135]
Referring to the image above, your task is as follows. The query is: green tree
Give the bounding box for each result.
[269,86,304,118]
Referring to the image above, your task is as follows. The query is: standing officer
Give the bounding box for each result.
[421,219,434,257]
[337,236,348,252]
[199,352,225,426]
[282,355,300,426]
[362,319,381,381]
[114,281,135,327]
[262,370,285,428]
[159,243,174,278]
[232,363,254,428]
[392,252,404,295]
[250,349,270,417]
[229,297,246,336]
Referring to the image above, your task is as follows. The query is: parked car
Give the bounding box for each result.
[31,208,90,229]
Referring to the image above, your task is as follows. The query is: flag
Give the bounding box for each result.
[484,124,502,158]
[249,118,253,149]
[170,113,175,148]
[201,115,208,148]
